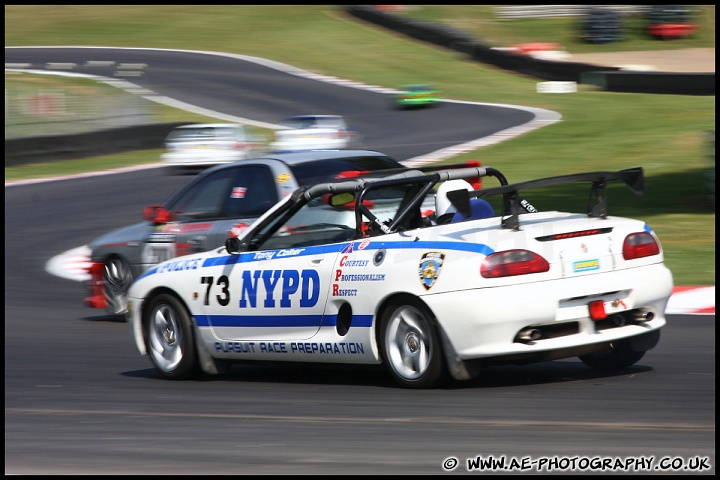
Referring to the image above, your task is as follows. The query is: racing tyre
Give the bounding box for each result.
[380,298,444,388]
[103,257,133,316]
[578,340,646,371]
[144,293,199,380]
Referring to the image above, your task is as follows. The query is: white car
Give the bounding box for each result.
[127,165,673,388]
[270,115,363,153]
[160,123,266,171]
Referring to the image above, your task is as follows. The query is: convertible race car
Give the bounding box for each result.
[127,165,673,388]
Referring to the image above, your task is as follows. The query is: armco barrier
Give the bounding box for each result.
[345,5,714,96]
[5,122,191,167]
[581,71,715,95]
[467,44,622,82]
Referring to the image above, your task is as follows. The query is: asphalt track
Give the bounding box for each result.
[4,47,715,475]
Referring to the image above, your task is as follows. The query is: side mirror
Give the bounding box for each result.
[225,237,242,254]
[225,223,249,254]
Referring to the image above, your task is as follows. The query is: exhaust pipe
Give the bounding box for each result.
[634,311,654,322]
[517,328,542,342]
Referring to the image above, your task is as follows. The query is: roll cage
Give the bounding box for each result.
[226,166,645,253]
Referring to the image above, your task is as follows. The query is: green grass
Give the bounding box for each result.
[4,5,715,286]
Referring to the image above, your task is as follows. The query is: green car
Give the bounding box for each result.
[394,84,442,109]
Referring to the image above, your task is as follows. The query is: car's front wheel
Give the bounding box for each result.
[144,293,199,380]
[103,257,133,316]
[578,340,646,370]
[379,298,444,388]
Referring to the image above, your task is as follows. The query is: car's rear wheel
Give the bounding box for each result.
[144,293,199,380]
[578,340,646,370]
[379,298,444,388]
[103,257,133,315]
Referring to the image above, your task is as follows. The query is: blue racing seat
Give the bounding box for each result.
[451,198,494,223]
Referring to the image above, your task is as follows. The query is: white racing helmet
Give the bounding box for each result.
[435,179,473,224]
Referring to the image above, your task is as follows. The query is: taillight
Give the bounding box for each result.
[155,208,172,224]
[335,170,369,179]
[623,232,660,260]
[481,249,549,278]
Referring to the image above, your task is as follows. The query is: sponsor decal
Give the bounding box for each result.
[573,259,600,273]
[214,341,365,355]
[358,239,370,250]
[332,255,384,296]
[612,299,627,309]
[339,256,369,267]
[277,173,291,183]
[148,232,177,242]
[180,223,212,233]
[333,287,357,296]
[231,186,247,199]
[419,251,445,290]
[156,223,212,235]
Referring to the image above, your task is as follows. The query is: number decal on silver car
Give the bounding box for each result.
[142,243,176,264]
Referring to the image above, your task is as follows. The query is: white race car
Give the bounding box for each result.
[127,165,673,388]
[160,123,266,171]
[270,115,363,153]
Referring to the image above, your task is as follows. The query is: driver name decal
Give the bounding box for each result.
[253,248,305,260]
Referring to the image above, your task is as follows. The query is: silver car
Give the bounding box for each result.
[85,150,407,316]
[160,123,266,171]
[270,115,364,153]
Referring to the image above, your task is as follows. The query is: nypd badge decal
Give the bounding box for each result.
[419,252,445,290]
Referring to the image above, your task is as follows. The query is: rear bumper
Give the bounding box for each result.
[425,263,673,360]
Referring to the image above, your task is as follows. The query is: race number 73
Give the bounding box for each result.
[201,276,230,306]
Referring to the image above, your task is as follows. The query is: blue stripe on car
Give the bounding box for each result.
[201,240,494,268]
[194,314,374,328]
[137,240,494,281]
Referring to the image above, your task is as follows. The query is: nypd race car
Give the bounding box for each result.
[127,165,673,388]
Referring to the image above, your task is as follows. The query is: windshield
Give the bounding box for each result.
[282,116,344,129]
[164,165,278,220]
[289,155,405,187]
[247,181,415,252]
[166,125,239,142]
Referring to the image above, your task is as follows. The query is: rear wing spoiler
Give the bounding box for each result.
[447,167,645,230]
